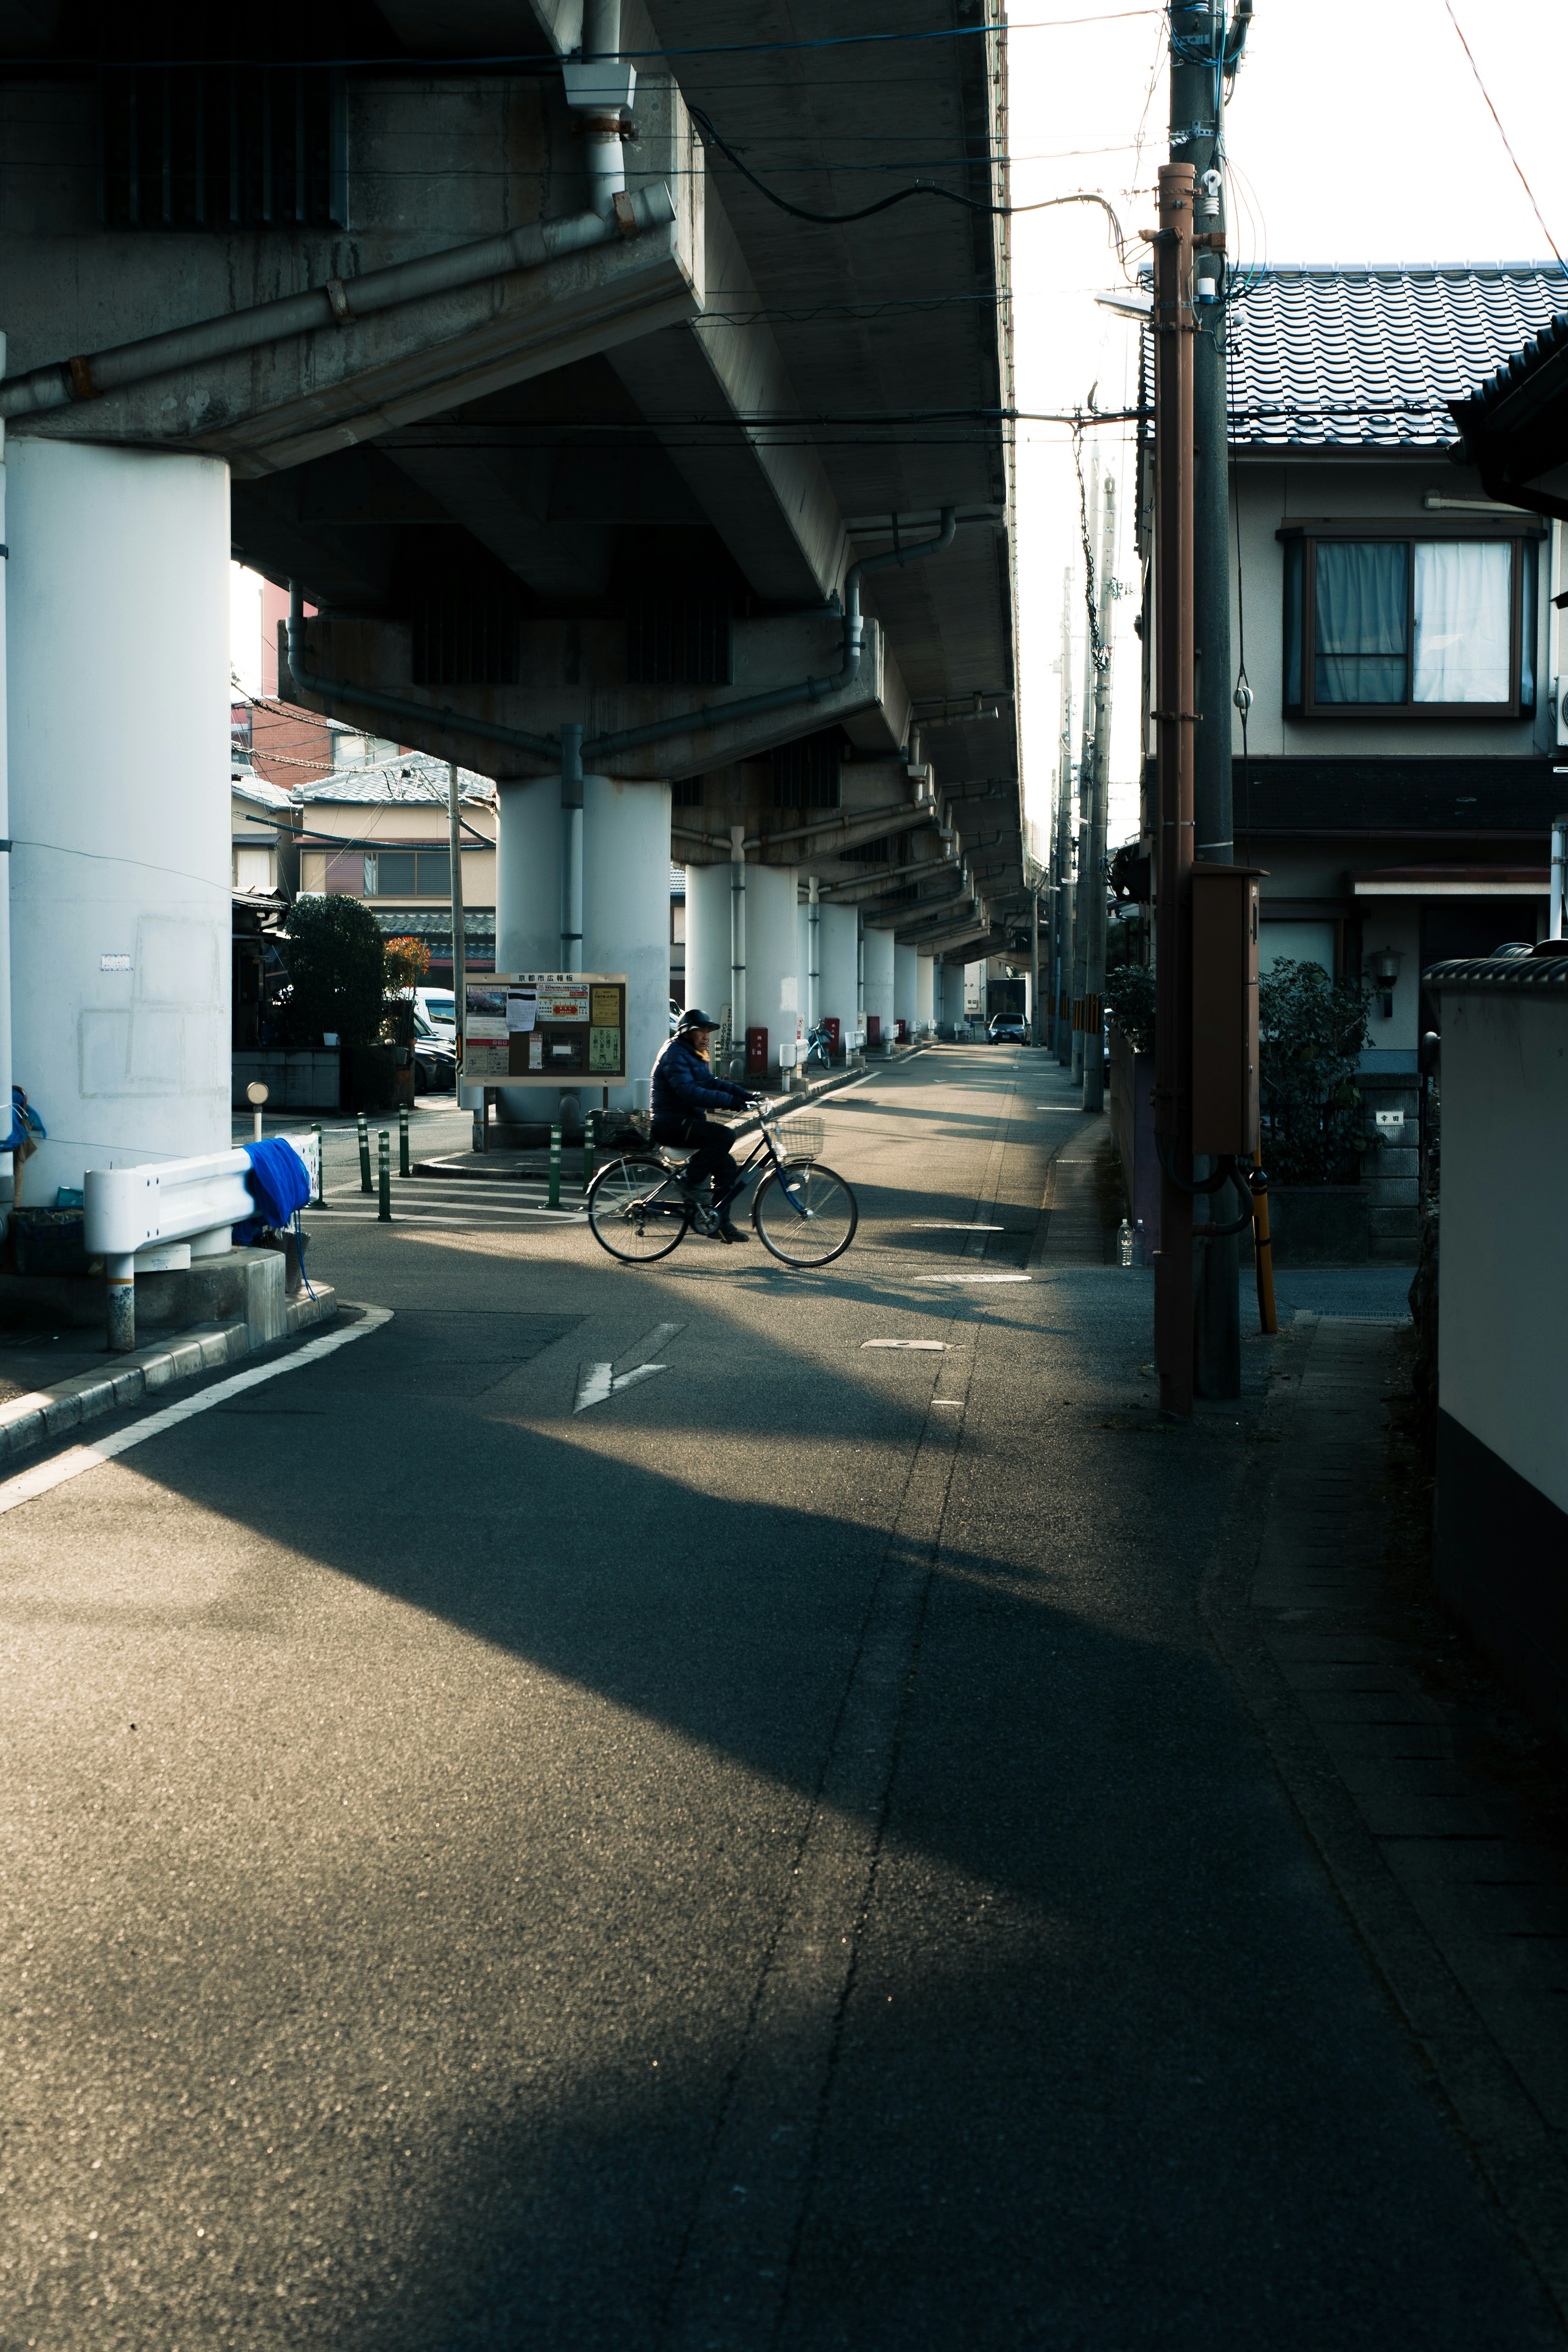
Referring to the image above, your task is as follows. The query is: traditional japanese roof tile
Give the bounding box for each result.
[292,754,496,806]
[1143,264,1568,450]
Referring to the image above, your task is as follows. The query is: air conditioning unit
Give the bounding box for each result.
[1555,675,1568,748]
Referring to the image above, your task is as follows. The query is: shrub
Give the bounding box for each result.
[278,896,387,1048]
[1105,962,1156,1056]
[1258,958,1373,1185]
[384,935,430,994]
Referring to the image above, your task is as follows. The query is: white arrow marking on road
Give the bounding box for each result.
[574,1321,684,1412]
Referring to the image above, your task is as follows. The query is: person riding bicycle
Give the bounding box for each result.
[650,1009,753,1243]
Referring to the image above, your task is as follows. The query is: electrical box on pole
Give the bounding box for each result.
[1190,868,1265,1156]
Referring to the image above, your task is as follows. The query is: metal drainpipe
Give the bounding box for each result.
[1552,814,1568,940]
[0,355,12,1220]
[559,726,586,1139]
[448,758,469,1094]
[560,725,585,973]
[729,824,747,1077]
[807,874,820,1032]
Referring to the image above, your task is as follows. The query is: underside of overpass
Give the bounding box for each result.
[0,0,1022,1158]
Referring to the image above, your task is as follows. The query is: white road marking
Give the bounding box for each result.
[912,1273,1031,1285]
[0,1305,393,1520]
[905,1223,1005,1232]
[861,1339,947,1351]
[573,1319,685,1412]
[574,1361,668,1412]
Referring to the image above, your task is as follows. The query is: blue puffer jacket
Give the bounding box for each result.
[650,1034,748,1129]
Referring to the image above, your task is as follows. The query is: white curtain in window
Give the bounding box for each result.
[1412,541,1511,704]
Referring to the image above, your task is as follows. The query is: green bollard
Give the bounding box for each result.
[582,1109,595,1193]
[548,1122,561,1210]
[357,1110,372,1194]
[399,1103,410,1179]
[311,1122,327,1208]
[378,1130,391,1223]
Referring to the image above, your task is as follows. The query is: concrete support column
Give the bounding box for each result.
[496,772,669,1120]
[863,927,895,1045]
[743,862,800,1080]
[914,954,935,1033]
[817,902,858,1041]
[684,860,733,1025]
[893,944,918,1036]
[7,439,230,1198]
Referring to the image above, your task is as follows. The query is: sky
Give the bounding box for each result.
[1005,0,1568,855]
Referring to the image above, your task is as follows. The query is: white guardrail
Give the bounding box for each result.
[84,1136,316,1352]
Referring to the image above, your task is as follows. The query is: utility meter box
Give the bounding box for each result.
[1191,868,1264,1155]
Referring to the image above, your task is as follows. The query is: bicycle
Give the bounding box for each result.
[586,1100,858,1269]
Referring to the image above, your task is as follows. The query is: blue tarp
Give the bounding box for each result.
[235,1139,315,1298]
[243,1136,312,1227]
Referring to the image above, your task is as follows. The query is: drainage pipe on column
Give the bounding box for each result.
[1552,814,1568,940]
[569,0,635,221]
[448,758,470,1093]
[807,874,820,1033]
[729,824,747,1078]
[0,351,11,1220]
[559,726,585,1138]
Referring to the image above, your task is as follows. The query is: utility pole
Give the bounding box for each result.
[1052,576,1074,1063]
[1172,0,1253,1397]
[1152,158,1197,1420]
[1071,455,1100,1081]
[1082,476,1116,1114]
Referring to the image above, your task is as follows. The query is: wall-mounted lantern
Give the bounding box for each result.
[1370,945,1402,1020]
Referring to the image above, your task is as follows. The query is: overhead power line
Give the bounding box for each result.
[1441,0,1567,276]
[0,11,1157,71]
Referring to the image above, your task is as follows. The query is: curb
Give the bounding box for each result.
[0,1285,338,1466]
[409,1051,924,1184]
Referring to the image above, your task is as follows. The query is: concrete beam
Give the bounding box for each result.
[282,607,908,780]
[606,187,846,604]
[6,77,700,481]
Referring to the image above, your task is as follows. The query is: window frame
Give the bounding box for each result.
[1277,519,1543,722]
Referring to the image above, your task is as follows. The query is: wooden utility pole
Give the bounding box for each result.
[1153,160,1198,1419]
[1082,476,1116,1113]
[1053,575,1074,1063]
[1070,455,1099,1082]
[1173,0,1253,1398]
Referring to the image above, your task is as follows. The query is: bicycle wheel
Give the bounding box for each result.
[752,1160,858,1267]
[587,1156,691,1263]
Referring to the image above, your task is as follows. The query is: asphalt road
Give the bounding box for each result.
[2,1048,1557,2348]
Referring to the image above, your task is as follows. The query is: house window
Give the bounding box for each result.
[1281,527,1539,718]
[363,850,453,898]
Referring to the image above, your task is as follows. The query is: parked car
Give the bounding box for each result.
[412,1004,457,1091]
[987,1013,1029,1045]
[414,987,457,1037]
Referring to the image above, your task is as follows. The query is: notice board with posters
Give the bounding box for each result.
[460,972,628,1087]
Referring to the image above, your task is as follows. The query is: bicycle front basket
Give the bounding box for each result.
[777,1116,825,1163]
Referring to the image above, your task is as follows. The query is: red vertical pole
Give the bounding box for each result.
[1153,162,1198,1419]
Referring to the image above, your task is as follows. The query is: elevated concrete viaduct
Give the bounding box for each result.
[0,0,1020,1168]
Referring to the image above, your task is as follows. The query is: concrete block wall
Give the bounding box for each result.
[1357,1068,1422,1262]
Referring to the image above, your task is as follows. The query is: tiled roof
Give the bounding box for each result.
[293,753,496,806]
[1142,265,1568,450]
[1457,305,1568,425]
[370,909,496,941]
